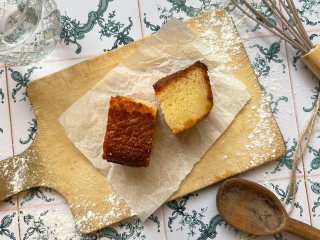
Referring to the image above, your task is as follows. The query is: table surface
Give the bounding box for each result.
[0,0,319,239]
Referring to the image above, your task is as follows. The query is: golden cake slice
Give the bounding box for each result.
[153,61,213,134]
[103,96,157,167]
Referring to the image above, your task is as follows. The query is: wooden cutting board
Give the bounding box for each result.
[0,9,285,234]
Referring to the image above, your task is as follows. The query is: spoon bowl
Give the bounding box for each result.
[217,178,320,240]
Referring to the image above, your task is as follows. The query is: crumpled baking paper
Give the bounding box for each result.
[59,20,251,221]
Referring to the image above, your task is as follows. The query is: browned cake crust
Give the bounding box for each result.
[153,61,212,104]
[103,96,156,167]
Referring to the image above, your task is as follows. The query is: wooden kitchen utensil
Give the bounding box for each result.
[232,0,320,214]
[302,45,320,80]
[0,10,285,234]
[217,178,320,240]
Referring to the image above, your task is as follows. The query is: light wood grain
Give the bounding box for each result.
[217,179,320,239]
[302,45,320,80]
[0,9,285,234]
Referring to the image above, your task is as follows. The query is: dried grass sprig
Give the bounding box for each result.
[231,0,319,219]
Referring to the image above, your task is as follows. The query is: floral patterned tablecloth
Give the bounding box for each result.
[0,0,319,239]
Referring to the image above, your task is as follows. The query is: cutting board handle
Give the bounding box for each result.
[0,144,43,200]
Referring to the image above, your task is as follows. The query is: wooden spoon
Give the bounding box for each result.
[216,178,320,240]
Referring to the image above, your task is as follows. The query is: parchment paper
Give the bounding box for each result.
[59,20,251,221]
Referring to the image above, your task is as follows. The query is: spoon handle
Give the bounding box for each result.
[285,217,320,240]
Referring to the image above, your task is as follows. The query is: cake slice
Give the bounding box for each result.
[103,96,157,167]
[153,61,213,134]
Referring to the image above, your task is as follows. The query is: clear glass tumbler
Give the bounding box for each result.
[0,0,61,65]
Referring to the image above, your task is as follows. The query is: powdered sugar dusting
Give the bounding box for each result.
[188,10,243,73]
[0,7,282,236]
[246,99,278,168]
[20,204,143,240]
[0,148,39,193]
[74,191,134,229]
[23,207,82,240]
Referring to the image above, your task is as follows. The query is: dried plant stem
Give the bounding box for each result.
[230,0,307,53]
[286,0,314,48]
[231,0,314,53]
[231,0,318,219]
[239,95,320,237]
[240,107,319,240]
[261,0,309,49]
[279,0,312,49]
[284,94,320,213]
